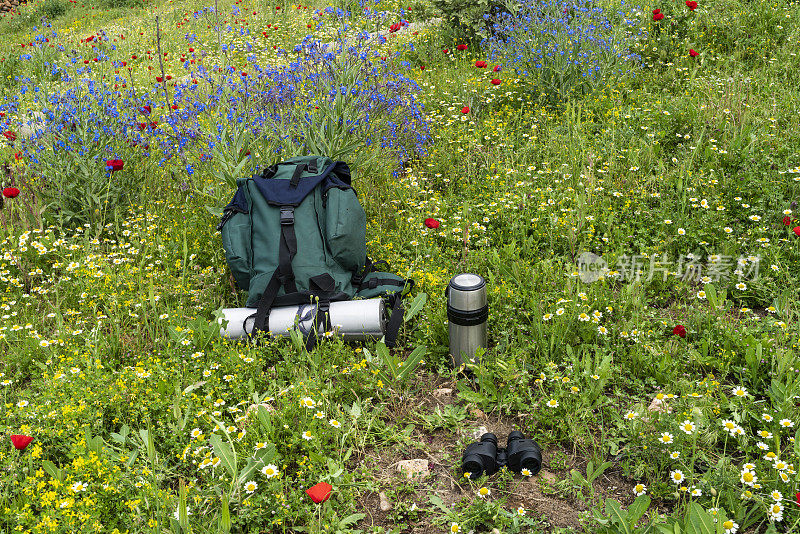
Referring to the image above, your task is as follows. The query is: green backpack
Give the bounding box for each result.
[218,155,412,347]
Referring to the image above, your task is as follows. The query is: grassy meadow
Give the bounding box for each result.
[1,0,800,532]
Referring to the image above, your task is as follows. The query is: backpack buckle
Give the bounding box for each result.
[280,207,294,226]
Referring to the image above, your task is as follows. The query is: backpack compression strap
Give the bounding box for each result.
[253,205,298,334]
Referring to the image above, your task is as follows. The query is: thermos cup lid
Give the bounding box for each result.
[447,273,487,311]
[449,273,485,292]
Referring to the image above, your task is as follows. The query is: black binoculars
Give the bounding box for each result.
[461,431,542,479]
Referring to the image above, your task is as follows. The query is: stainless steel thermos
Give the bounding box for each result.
[447,273,488,367]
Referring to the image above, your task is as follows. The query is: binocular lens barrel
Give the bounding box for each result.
[462,458,485,479]
[461,433,498,479]
[507,431,542,475]
[461,431,542,478]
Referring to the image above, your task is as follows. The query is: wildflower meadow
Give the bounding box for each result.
[1,0,800,532]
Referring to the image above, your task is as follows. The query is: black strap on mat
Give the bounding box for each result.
[384,295,404,348]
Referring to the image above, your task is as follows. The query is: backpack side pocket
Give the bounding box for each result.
[325,187,367,273]
[221,210,252,290]
[355,271,410,300]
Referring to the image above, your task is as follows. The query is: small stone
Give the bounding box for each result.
[538,469,557,484]
[472,426,489,440]
[647,397,671,414]
[247,403,275,416]
[378,491,392,512]
[469,406,486,418]
[237,403,275,424]
[18,111,46,140]
[433,388,453,398]
[397,459,429,479]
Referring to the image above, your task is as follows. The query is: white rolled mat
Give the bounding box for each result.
[218,298,386,340]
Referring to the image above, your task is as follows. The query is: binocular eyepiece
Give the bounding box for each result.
[462,431,541,480]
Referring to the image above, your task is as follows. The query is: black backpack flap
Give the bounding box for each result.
[253,160,349,207]
[253,168,327,206]
[217,185,250,231]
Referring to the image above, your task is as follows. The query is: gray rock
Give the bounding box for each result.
[397,459,429,479]
[378,491,392,511]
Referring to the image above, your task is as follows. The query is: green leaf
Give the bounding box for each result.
[220,493,231,533]
[237,444,276,486]
[427,494,450,515]
[571,469,587,487]
[686,502,716,534]
[705,284,718,309]
[138,427,156,462]
[396,345,427,383]
[179,480,190,530]
[183,381,206,396]
[338,513,366,528]
[403,292,428,322]
[605,499,632,534]
[627,494,651,526]
[376,341,396,377]
[794,428,800,459]
[456,386,491,406]
[210,434,238,480]
[257,405,273,430]
[43,460,63,482]
[588,461,613,483]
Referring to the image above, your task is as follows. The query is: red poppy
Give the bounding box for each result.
[171,105,178,110]
[105,159,124,172]
[653,11,664,21]
[685,1,698,10]
[137,122,147,130]
[493,65,501,72]
[443,48,449,54]
[689,49,699,57]
[420,66,425,71]
[456,44,467,51]
[11,434,33,450]
[475,60,487,68]
[389,23,401,33]
[794,227,800,237]
[424,218,441,229]
[306,482,332,504]
[3,131,16,141]
[461,106,470,114]
[2,187,20,198]
[796,492,800,506]
[490,79,501,85]
[155,76,164,82]
[188,47,194,52]
[673,325,686,338]
[783,215,792,226]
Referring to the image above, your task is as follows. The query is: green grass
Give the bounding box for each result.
[1,0,800,532]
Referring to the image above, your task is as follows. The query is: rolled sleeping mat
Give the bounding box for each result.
[218,298,386,340]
